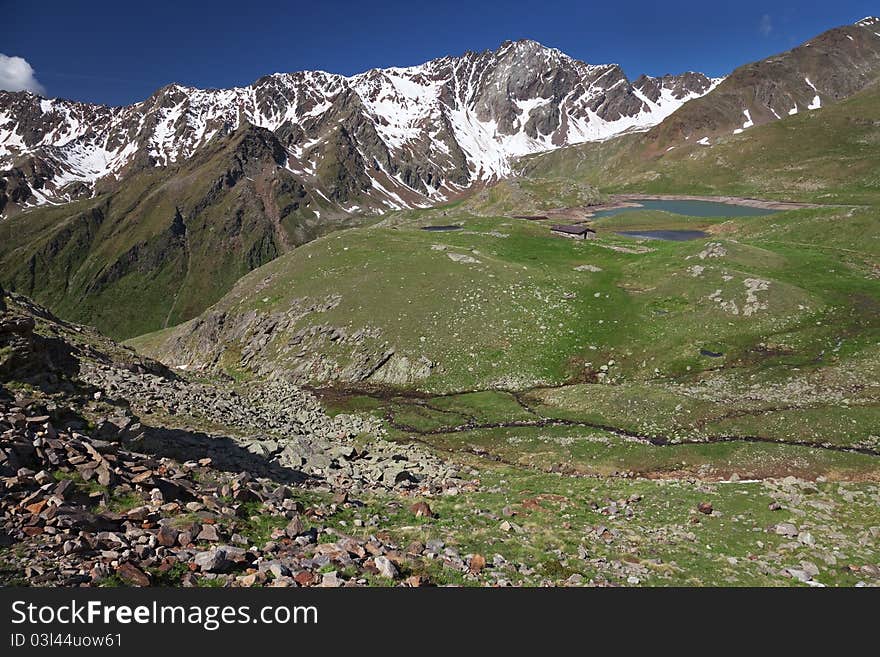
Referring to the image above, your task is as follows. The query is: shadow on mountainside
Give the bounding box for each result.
[131,424,309,485]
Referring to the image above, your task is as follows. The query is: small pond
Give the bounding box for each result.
[591,199,779,220]
[421,225,462,232]
[616,230,708,241]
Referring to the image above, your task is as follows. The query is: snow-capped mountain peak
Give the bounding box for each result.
[0,40,718,217]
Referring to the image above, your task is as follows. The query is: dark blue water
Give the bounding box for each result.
[421,225,462,231]
[616,230,708,241]
[591,199,778,219]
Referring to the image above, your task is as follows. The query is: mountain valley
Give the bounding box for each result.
[1,16,879,588]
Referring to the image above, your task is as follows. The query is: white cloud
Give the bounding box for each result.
[0,54,46,94]
[758,14,773,37]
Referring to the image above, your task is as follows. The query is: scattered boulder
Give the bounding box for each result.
[374,556,399,580]
[469,554,487,574]
[447,252,480,264]
[774,523,799,537]
[193,549,230,573]
[410,501,435,518]
[116,562,151,587]
[196,524,220,542]
[156,525,179,547]
[285,515,305,537]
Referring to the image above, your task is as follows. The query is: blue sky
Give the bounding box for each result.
[2,0,877,106]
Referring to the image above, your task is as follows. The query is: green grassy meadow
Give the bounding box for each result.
[124,85,880,584]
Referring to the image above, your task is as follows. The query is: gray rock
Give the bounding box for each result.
[382,466,414,485]
[321,571,342,588]
[193,549,229,573]
[774,523,799,537]
[785,568,813,583]
[374,556,398,579]
[285,515,304,538]
[800,561,820,578]
[267,562,290,579]
[196,524,220,542]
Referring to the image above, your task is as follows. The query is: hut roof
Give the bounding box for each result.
[551,224,594,235]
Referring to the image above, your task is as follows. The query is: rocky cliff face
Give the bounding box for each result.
[0,40,717,219]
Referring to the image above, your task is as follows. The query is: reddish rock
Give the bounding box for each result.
[294,571,316,586]
[469,553,487,574]
[697,502,713,515]
[156,524,179,547]
[410,501,435,518]
[24,499,47,515]
[116,562,151,587]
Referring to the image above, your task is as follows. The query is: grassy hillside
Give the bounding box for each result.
[132,198,880,481]
[127,72,880,484]
[129,197,880,585]
[80,65,880,576]
[456,177,602,216]
[136,203,879,386]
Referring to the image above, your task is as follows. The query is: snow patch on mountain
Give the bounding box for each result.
[1,40,719,216]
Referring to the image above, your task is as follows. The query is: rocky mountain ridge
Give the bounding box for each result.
[643,17,880,151]
[2,19,879,343]
[0,40,718,218]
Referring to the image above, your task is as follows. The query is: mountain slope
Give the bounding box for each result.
[0,40,718,339]
[4,20,880,342]
[4,288,878,588]
[520,76,880,204]
[641,17,880,153]
[0,40,717,219]
[0,123,355,339]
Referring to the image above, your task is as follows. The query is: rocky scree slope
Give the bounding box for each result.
[0,286,474,587]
